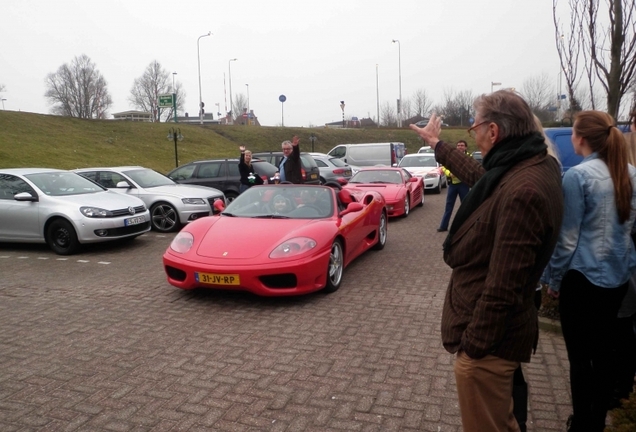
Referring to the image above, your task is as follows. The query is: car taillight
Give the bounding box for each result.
[301,168,306,180]
[332,168,345,175]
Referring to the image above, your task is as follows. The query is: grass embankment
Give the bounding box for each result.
[0,111,475,174]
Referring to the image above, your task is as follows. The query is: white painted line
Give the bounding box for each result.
[77,260,90,263]
[17,256,29,259]
[97,261,111,265]
[56,258,69,261]
[0,256,10,259]
[37,257,49,260]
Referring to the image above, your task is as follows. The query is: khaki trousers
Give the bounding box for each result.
[454,351,521,432]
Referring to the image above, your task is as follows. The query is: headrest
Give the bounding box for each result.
[338,189,355,204]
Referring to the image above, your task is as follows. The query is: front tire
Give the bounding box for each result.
[46,219,80,255]
[433,181,442,194]
[323,239,344,293]
[402,195,410,218]
[150,202,180,232]
[372,212,387,250]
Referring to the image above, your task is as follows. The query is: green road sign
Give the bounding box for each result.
[158,94,174,108]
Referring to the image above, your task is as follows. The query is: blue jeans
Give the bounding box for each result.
[439,182,470,230]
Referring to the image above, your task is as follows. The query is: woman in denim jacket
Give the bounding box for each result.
[545,110,636,432]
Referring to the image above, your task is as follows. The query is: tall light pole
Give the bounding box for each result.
[172,72,177,123]
[491,81,502,93]
[245,83,250,125]
[376,64,380,128]
[197,31,212,125]
[228,58,237,119]
[392,39,402,127]
[340,101,346,128]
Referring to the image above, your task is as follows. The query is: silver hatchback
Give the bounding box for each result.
[0,168,151,255]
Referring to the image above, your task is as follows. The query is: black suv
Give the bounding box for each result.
[251,151,321,184]
[166,158,278,201]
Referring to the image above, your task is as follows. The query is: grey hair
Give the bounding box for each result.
[281,140,293,148]
[473,90,536,140]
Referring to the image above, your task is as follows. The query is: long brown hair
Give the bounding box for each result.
[574,110,633,223]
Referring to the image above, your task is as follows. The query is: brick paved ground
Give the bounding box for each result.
[0,190,572,431]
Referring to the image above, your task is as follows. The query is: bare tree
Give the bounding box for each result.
[520,72,555,121]
[439,89,475,126]
[0,84,6,93]
[413,89,433,117]
[554,0,636,119]
[400,98,414,120]
[129,61,186,122]
[380,101,397,127]
[44,54,113,119]
[232,93,249,123]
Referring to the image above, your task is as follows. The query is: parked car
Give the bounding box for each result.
[418,146,434,153]
[472,151,483,164]
[163,184,387,296]
[251,151,321,184]
[398,153,447,194]
[307,152,356,185]
[344,167,424,218]
[414,119,449,127]
[0,168,150,255]
[543,127,582,173]
[74,166,225,233]
[327,142,406,167]
[166,158,278,201]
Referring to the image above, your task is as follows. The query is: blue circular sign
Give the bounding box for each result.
[279,95,286,103]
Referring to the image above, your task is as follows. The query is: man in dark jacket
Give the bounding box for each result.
[410,90,564,432]
[279,135,302,184]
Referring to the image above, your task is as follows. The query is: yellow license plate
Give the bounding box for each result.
[310,173,318,179]
[195,272,240,285]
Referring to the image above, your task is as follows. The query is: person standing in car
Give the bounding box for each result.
[279,135,302,184]
[238,146,264,193]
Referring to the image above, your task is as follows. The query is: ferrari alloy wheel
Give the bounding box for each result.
[372,212,387,251]
[151,202,180,232]
[324,239,344,293]
[402,195,410,218]
[46,219,80,255]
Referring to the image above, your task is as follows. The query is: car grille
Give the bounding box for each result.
[259,273,297,289]
[98,221,151,237]
[111,205,146,217]
[165,266,187,282]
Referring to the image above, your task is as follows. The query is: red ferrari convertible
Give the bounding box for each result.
[163,185,387,296]
[343,167,424,218]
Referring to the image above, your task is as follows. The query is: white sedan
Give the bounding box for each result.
[74,166,226,232]
[0,168,150,255]
[397,154,447,194]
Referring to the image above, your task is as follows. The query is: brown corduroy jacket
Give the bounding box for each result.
[435,141,563,362]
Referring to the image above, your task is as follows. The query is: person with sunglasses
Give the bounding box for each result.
[410,90,563,432]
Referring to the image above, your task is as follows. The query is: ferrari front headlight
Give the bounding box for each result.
[170,231,194,253]
[269,237,317,259]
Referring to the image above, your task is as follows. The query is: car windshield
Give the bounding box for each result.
[222,186,334,219]
[26,172,105,196]
[399,156,437,168]
[123,169,176,188]
[349,170,402,184]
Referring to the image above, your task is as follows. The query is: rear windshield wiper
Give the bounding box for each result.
[252,214,291,219]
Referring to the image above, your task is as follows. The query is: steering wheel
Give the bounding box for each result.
[323,181,343,190]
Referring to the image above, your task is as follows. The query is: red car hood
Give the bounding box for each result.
[195,217,327,259]
[346,184,401,201]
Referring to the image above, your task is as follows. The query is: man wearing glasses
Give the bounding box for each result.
[410,90,563,432]
[279,135,302,184]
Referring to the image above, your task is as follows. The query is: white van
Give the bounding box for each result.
[327,142,406,167]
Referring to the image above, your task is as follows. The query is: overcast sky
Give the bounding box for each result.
[1,0,563,127]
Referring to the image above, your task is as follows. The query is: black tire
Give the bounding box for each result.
[150,202,180,232]
[323,181,343,190]
[442,176,448,189]
[372,212,387,251]
[417,189,424,207]
[323,239,344,293]
[225,191,238,203]
[433,181,442,194]
[46,219,80,255]
[402,195,410,218]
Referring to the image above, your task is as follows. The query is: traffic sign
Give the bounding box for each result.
[158,94,174,108]
[279,95,286,103]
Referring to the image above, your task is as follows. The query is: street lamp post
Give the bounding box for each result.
[228,58,237,120]
[172,72,178,123]
[310,133,316,152]
[167,127,184,168]
[491,81,502,93]
[245,83,250,124]
[197,31,212,125]
[340,101,346,128]
[392,39,402,127]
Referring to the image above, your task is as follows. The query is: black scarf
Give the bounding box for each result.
[443,132,547,251]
